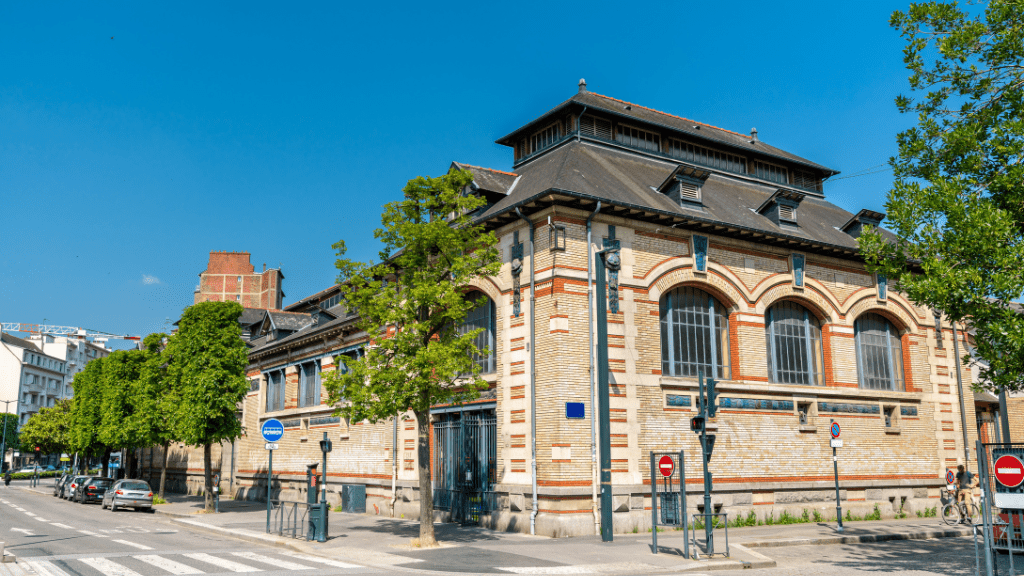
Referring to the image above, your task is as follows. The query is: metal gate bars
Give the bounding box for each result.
[432,409,497,525]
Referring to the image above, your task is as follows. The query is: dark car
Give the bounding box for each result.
[102,479,154,512]
[65,475,88,500]
[53,474,72,498]
[75,477,113,504]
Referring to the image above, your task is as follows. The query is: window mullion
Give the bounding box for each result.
[802,309,815,385]
[767,308,778,382]
[884,321,898,391]
[708,295,718,378]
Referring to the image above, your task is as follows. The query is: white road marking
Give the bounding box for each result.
[79,557,145,576]
[231,552,313,571]
[24,560,73,576]
[112,539,153,550]
[133,555,204,574]
[280,551,362,568]
[496,568,594,574]
[183,553,260,573]
[23,511,34,516]
[100,529,124,534]
[10,528,34,535]
[78,529,109,538]
[33,516,49,522]
[51,523,74,529]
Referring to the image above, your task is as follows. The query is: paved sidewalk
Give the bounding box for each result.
[144,493,976,574]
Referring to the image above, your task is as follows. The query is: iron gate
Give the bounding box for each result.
[432,409,497,525]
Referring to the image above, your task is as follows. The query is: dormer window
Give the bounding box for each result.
[657,164,712,209]
[757,189,806,226]
[841,209,886,238]
[616,124,660,153]
[755,160,788,185]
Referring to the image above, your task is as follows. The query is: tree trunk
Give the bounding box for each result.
[415,409,436,546]
[203,443,213,512]
[101,448,111,478]
[159,443,169,497]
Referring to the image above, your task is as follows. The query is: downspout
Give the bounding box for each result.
[516,207,538,536]
[576,106,588,142]
[952,322,972,469]
[586,201,602,535]
[391,415,398,516]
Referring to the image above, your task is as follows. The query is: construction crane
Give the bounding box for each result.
[0,323,141,343]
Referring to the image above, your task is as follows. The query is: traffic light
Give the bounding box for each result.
[704,434,717,461]
[706,378,720,418]
[697,375,707,415]
[690,415,705,432]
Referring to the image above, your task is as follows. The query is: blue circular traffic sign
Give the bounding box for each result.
[261,418,285,443]
[946,469,955,484]
[830,422,841,439]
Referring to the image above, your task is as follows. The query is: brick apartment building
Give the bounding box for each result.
[194,251,284,310]
[147,82,1020,537]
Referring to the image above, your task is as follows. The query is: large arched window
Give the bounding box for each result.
[855,313,904,391]
[660,286,730,379]
[765,301,824,386]
[459,292,496,374]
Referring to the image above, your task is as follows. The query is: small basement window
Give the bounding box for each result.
[798,402,812,425]
[884,406,897,428]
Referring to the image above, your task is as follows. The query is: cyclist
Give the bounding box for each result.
[955,464,980,519]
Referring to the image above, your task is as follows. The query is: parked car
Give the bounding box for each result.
[75,477,113,504]
[14,466,42,474]
[44,465,56,471]
[65,475,89,500]
[53,474,72,497]
[102,479,154,512]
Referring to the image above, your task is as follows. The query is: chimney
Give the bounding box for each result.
[750,127,759,142]
[263,263,266,272]
[578,78,587,93]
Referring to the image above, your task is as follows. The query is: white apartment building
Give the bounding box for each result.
[26,333,110,386]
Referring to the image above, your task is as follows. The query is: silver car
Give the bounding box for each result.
[102,479,154,512]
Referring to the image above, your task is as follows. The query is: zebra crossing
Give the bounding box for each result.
[21,551,363,576]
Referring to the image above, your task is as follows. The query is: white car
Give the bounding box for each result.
[14,466,42,474]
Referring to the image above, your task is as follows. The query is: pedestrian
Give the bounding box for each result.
[3,470,11,487]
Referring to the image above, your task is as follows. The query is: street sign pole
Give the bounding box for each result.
[650,452,658,554]
[260,419,285,534]
[266,449,272,533]
[596,248,619,542]
[831,420,843,533]
[680,449,688,560]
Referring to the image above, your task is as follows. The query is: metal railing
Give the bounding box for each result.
[690,512,730,559]
[432,488,499,524]
[269,500,311,539]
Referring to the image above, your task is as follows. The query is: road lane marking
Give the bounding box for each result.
[33,516,49,522]
[78,529,110,538]
[231,552,313,571]
[184,553,260,572]
[133,555,204,574]
[100,529,124,534]
[112,539,153,550]
[51,523,74,529]
[23,511,34,516]
[24,560,73,576]
[79,557,145,576]
[10,528,34,535]
[280,551,361,568]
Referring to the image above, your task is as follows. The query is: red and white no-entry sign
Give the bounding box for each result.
[658,455,675,477]
[994,454,1024,488]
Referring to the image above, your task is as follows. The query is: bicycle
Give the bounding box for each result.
[941,487,980,525]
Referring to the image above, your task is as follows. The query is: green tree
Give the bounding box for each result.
[137,333,176,496]
[19,399,73,458]
[165,302,248,512]
[861,0,1024,393]
[1,413,19,471]
[69,357,113,474]
[98,349,148,477]
[322,169,500,546]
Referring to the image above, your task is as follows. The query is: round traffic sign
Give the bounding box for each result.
[946,469,955,484]
[830,422,841,439]
[658,455,675,477]
[261,418,285,443]
[994,454,1024,488]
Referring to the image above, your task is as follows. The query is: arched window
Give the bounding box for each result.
[459,292,496,374]
[660,286,730,379]
[855,313,904,391]
[765,301,824,386]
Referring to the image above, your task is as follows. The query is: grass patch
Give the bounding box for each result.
[152,494,167,505]
[728,511,758,528]
[813,509,824,522]
[865,504,882,521]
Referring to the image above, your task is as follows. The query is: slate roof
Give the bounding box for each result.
[0,332,42,352]
[239,308,267,327]
[285,285,341,312]
[476,140,896,253]
[452,162,518,195]
[267,311,313,332]
[497,90,837,175]
[249,310,360,355]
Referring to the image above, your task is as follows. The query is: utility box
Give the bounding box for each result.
[341,484,366,513]
[306,464,320,505]
[308,502,329,541]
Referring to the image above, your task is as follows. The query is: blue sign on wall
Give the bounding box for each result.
[261,418,285,443]
[566,402,585,419]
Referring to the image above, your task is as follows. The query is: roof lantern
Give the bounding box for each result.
[757,188,806,226]
[840,208,886,238]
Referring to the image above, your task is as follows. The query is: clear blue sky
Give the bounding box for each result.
[0,1,913,349]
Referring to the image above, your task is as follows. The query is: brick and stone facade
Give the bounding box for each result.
[147,85,1020,537]
[194,251,283,310]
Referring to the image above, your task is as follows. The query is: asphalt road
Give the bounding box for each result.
[0,483,380,576]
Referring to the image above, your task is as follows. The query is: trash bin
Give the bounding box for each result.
[307,502,329,541]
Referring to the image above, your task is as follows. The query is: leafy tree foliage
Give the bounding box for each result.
[861,0,1024,392]
[69,357,112,474]
[136,333,176,496]
[323,169,500,546]
[1,413,20,469]
[19,399,73,456]
[165,301,248,511]
[98,349,149,475]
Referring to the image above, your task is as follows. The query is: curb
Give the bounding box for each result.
[741,526,974,548]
